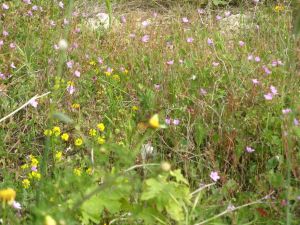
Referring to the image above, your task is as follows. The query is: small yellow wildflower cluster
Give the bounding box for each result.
[21,155,42,189]
[274,4,284,12]
[61,133,69,141]
[74,138,83,146]
[0,188,16,204]
[72,103,80,109]
[73,168,82,176]
[55,151,62,161]
[44,126,70,142]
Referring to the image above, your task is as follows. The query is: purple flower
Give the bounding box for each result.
[282,109,292,115]
[141,35,150,43]
[32,5,38,11]
[255,56,261,62]
[98,57,103,64]
[182,17,189,23]
[50,20,56,27]
[227,204,235,211]
[245,146,255,153]
[173,119,180,125]
[187,37,194,43]
[165,117,171,125]
[23,0,32,4]
[294,118,299,126]
[67,85,75,95]
[3,30,9,36]
[9,43,16,49]
[141,20,150,27]
[66,60,74,68]
[154,84,161,90]
[10,62,16,69]
[31,166,37,171]
[0,40,3,47]
[253,0,259,3]
[271,61,278,67]
[210,171,220,182]
[207,38,214,46]
[239,41,245,46]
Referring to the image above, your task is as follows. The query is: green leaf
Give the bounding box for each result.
[166,199,184,222]
[52,112,74,124]
[141,178,164,200]
[170,169,189,185]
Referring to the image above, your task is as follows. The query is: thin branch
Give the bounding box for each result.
[190,183,216,196]
[0,92,51,123]
[194,191,274,225]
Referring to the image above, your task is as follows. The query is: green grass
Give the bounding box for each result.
[0,0,299,224]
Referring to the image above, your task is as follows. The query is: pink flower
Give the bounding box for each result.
[0,40,3,46]
[200,88,207,96]
[31,166,37,171]
[252,79,259,85]
[253,0,259,3]
[212,62,219,67]
[255,56,260,62]
[141,35,150,43]
[245,146,255,153]
[154,84,161,90]
[59,1,64,8]
[294,118,299,126]
[141,20,150,27]
[2,3,9,10]
[32,5,38,11]
[3,30,9,36]
[248,54,254,61]
[106,67,113,73]
[98,57,103,64]
[29,99,38,108]
[165,117,171,125]
[282,108,292,115]
[50,20,56,27]
[27,10,33,16]
[224,11,231,17]
[23,0,32,4]
[166,60,174,65]
[186,37,194,43]
[74,70,80,77]
[173,119,180,125]
[262,65,271,75]
[9,43,16,49]
[54,44,59,50]
[182,17,189,23]
[216,15,222,20]
[197,8,205,14]
[66,60,74,68]
[12,201,21,210]
[239,41,245,46]
[153,12,158,18]
[120,15,126,23]
[264,93,273,100]
[63,18,69,25]
[210,171,220,182]
[207,38,214,46]
[10,62,16,69]
[270,85,278,95]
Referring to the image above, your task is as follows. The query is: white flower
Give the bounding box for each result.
[58,39,68,50]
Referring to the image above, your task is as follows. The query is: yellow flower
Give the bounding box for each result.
[97,123,105,132]
[45,215,57,225]
[67,81,74,86]
[86,167,92,175]
[104,71,111,76]
[73,168,82,176]
[44,129,53,136]
[29,171,41,180]
[75,138,83,146]
[21,164,29,170]
[22,179,30,189]
[274,4,284,12]
[89,60,96,66]
[123,69,128,74]
[55,151,62,161]
[72,103,80,109]
[52,126,61,136]
[132,106,139,111]
[97,137,106,145]
[0,188,16,203]
[112,74,120,81]
[89,129,97,136]
[61,133,69,141]
[31,157,39,167]
[149,114,160,128]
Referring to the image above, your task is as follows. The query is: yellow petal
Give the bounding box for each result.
[149,114,160,128]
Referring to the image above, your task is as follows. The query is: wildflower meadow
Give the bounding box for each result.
[0,0,300,224]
